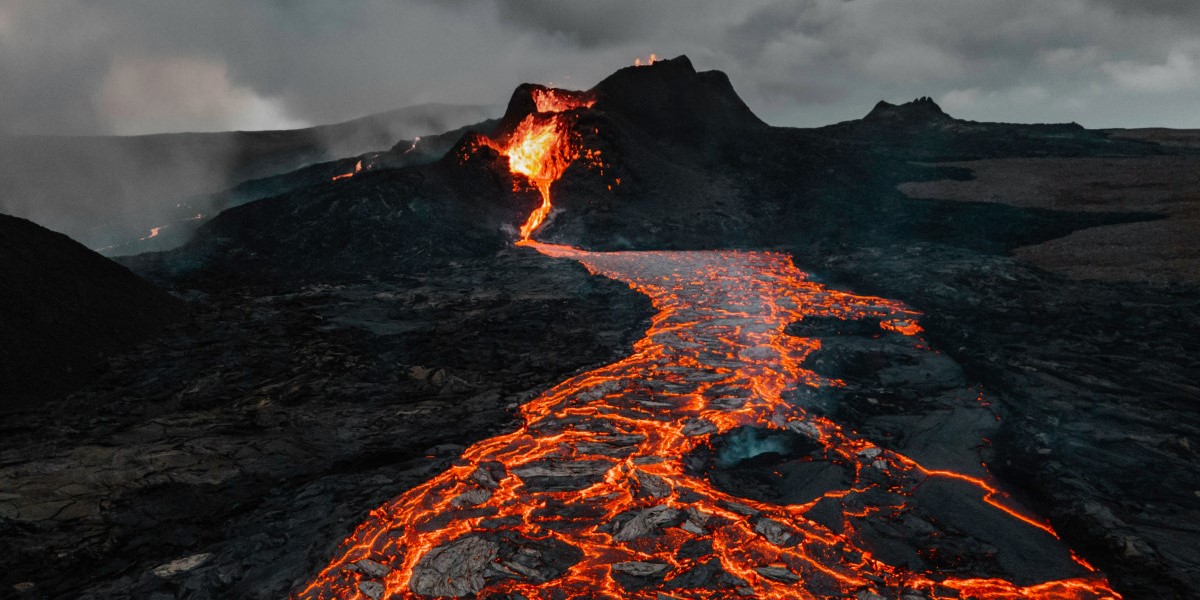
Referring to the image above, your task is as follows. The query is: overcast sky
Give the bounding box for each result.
[3,0,1199,135]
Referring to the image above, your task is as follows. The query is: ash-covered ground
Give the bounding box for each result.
[2,56,1198,599]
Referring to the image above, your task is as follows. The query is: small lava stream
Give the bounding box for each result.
[297,88,1119,599]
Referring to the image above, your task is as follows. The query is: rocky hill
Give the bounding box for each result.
[0,214,182,411]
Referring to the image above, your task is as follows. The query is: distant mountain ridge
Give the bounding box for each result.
[863,96,954,124]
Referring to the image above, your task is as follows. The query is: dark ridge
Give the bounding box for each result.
[128,141,539,286]
[487,56,766,145]
[0,214,183,411]
[587,55,767,140]
[825,94,1094,136]
[863,96,953,124]
[500,83,547,124]
[813,95,1153,161]
[192,117,502,220]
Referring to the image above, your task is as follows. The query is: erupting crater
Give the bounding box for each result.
[296,87,1119,599]
[479,87,595,240]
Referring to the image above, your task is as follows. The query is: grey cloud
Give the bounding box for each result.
[490,0,677,47]
[0,1,114,134]
[3,0,1200,136]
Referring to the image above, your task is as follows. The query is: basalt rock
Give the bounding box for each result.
[409,535,497,597]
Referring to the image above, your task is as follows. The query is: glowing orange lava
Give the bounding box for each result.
[634,53,659,67]
[532,88,595,114]
[479,89,594,240]
[880,318,922,336]
[297,240,1119,599]
[333,160,363,181]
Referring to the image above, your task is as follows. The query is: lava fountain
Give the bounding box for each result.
[481,88,594,240]
[296,87,1120,599]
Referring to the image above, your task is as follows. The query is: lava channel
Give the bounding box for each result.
[296,242,1120,599]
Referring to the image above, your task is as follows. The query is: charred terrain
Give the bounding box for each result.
[2,56,1199,600]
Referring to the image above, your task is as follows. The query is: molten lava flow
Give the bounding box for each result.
[297,242,1120,599]
[634,53,659,66]
[481,89,594,240]
[880,317,922,336]
[333,160,363,181]
[532,88,595,113]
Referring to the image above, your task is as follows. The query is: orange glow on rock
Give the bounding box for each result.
[880,318,923,336]
[634,53,659,67]
[481,88,594,240]
[494,115,572,239]
[332,160,363,181]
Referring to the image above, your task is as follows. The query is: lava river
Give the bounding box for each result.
[296,241,1119,599]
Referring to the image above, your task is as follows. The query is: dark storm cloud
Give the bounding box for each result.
[2,0,1199,135]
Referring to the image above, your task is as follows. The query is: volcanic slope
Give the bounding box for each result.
[0,103,498,254]
[0,214,182,411]
[131,139,538,284]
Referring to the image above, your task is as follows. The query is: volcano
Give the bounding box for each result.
[3,56,1198,600]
